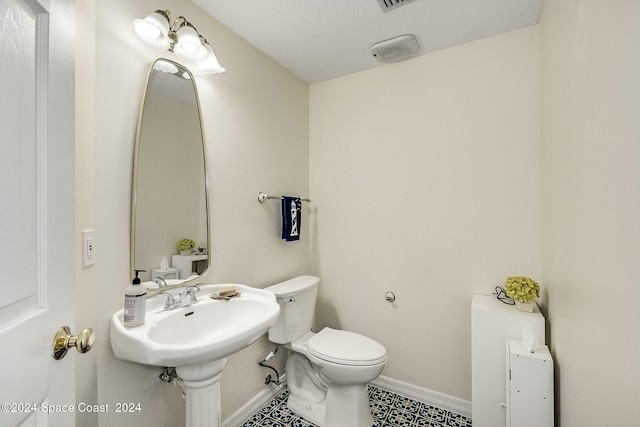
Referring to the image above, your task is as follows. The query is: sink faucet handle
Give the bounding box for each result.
[160,290,179,310]
[184,285,201,304]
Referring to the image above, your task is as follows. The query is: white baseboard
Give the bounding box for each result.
[223,376,286,427]
[224,374,472,426]
[370,375,472,418]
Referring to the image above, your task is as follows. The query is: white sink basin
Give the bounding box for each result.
[110,284,280,367]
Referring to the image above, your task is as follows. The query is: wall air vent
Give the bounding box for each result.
[375,0,418,13]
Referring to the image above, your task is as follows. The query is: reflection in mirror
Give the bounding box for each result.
[131,59,209,288]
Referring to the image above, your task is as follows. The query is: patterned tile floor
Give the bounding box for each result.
[241,384,472,427]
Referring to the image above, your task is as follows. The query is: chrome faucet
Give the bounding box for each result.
[181,285,201,307]
[160,285,201,311]
[153,277,168,288]
[160,290,180,310]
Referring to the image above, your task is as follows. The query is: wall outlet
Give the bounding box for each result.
[82,229,95,267]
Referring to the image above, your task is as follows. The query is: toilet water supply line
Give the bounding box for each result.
[259,347,282,385]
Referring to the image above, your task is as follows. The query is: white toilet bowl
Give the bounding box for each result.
[285,328,387,427]
[266,276,388,427]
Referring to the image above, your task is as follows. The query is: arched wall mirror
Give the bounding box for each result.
[131,59,209,286]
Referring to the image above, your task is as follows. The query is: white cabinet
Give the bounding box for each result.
[171,254,208,279]
[471,295,546,427]
[506,339,554,427]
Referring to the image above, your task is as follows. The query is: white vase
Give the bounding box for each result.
[515,300,535,312]
[179,249,192,256]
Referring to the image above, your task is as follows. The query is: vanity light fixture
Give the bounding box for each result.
[132,9,225,74]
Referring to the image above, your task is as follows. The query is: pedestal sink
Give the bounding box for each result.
[110,284,280,427]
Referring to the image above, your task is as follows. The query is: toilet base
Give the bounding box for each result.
[323,383,372,427]
[287,394,326,426]
[287,380,373,427]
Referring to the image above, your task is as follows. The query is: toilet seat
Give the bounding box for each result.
[307,328,387,366]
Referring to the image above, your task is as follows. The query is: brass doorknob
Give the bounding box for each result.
[52,326,95,360]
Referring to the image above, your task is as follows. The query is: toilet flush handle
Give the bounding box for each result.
[285,297,296,306]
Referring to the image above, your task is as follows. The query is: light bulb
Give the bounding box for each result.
[131,10,170,52]
[132,19,160,39]
[174,24,207,62]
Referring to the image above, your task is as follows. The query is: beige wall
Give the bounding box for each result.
[309,26,540,401]
[77,0,309,424]
[540,0,640,425]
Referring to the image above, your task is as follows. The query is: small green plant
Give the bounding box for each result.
[177,238,196,252]
[504,276,540,302]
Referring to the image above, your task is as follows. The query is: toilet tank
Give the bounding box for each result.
[265,275,319,344]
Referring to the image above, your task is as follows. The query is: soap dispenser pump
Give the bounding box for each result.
[124,269,146,327]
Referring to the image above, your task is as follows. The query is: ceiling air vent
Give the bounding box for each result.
[375,0,418,13]
[370,35,420,63]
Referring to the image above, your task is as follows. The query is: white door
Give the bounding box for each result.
[0,0,76,425]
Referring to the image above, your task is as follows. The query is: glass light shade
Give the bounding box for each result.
[195,43,226,74]
[174,25,208,62]
[131,11,170,52]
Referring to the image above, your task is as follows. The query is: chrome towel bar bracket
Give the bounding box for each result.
[257,192,310,203]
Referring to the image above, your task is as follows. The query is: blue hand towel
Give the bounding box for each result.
[281,196,302,241]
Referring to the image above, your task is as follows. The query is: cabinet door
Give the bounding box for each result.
[506,340,554,427]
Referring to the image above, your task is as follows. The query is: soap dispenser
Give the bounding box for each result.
[124,269,146,327]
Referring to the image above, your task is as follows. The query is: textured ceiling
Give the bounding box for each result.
[191,0,543,84]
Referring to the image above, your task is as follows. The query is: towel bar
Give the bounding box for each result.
[257,192,310,203]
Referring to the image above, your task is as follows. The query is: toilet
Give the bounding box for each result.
[265,275,387,427]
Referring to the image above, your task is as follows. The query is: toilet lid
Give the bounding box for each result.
[307,328,387,366]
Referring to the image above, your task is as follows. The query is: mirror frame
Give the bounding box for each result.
[130,58,210,292]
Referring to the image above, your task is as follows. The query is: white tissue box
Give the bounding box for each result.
[151,268,179,281]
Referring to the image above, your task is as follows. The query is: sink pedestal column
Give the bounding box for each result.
[176,359,228,427]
